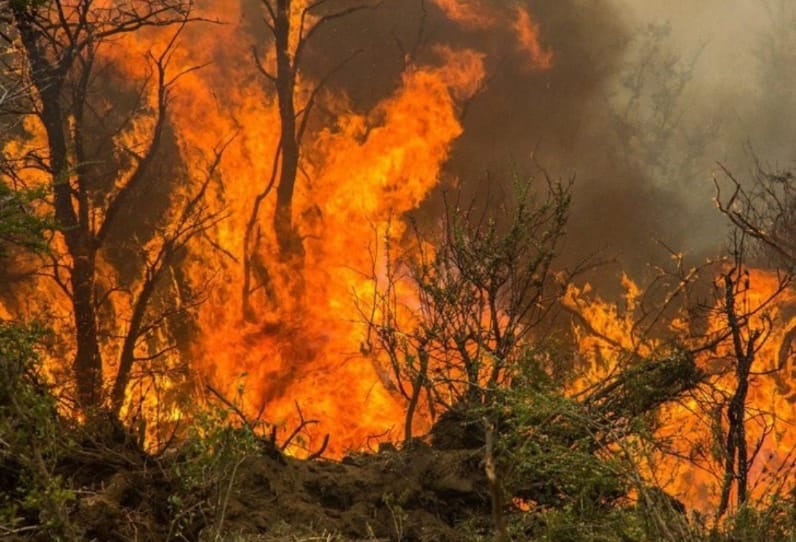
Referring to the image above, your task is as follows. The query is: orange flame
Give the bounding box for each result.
[513,6,554,70]
[1,1,552,455]
[567,270,796,514]
[431,1,552,70]
[430,0,496,28]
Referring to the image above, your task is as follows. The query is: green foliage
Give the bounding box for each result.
[455,345,796,542]
[0,321,78,540]
[381,491,409,541]
[473,349,690,541]
[176,405,260,490]
[168,399,263,541]
[715,499,796,542]
[516,506,649,542]
[0,182,50,259]
[491,352,627,507]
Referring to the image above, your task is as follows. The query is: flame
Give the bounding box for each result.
[430,0,496,28]
[112,2,495,455]
[186,44,486,454]
[1,1,553,455]
[430,1,552,70]
[567,270,796,513]
[512,6,554,70]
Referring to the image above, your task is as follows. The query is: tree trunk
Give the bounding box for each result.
[110,268,159,416]
[717,271,756,518]
[41,92,104,411]
[14,7,105,411]
[71,257,103,409]
[273,0,303,259]
[404,347,429,444]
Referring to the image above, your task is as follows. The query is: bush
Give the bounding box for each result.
[167,396,264,541]
[0,321,79,540]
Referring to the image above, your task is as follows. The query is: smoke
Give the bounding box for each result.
[602,0,795,266]
[219,0,793,283]
[1,0,793,459]
[283,0,796,280]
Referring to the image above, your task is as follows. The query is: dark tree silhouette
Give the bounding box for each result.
[1,0,224,416]
[242,0,380,319]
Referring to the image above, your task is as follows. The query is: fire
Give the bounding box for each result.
[566,269,796,514]
[63,0,538,455]
[563,273,657,361]
[4,0,796,519]
[170,27,489,456]
[430,0,496,28]
[431,0,552,70]
[513,6,554,70]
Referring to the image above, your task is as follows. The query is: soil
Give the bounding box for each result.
[53,428,495,541]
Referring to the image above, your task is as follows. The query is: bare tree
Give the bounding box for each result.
[242,0,380,318]
[707,238,791,517]
[711,163,795,515]
[1,0,222,416]
[715,161,795,273]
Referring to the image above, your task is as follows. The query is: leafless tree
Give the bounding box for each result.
[710,177,795,516]
[242,0,381,319]
[708,238,791,517]
[715,161,795,273]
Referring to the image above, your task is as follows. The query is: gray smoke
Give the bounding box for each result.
[234,0,796,281]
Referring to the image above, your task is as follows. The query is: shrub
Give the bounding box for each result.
[0,321,78,540]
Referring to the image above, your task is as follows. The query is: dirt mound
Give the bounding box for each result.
[215,443,492,540]
[224,445,484,540]
[56,435,493,541]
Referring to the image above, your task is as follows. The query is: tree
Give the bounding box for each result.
[714,153,795,516]
[715,161,795,273]
[678,236,792,519]
[242,0,380,318]
[1,0,223,416]
[715,255,756,516]
[712,179,795,516]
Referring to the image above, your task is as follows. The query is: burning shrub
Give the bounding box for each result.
[475,346,705,542]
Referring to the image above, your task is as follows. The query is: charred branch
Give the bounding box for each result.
[110,137,231,415]
[715,161,796,272]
